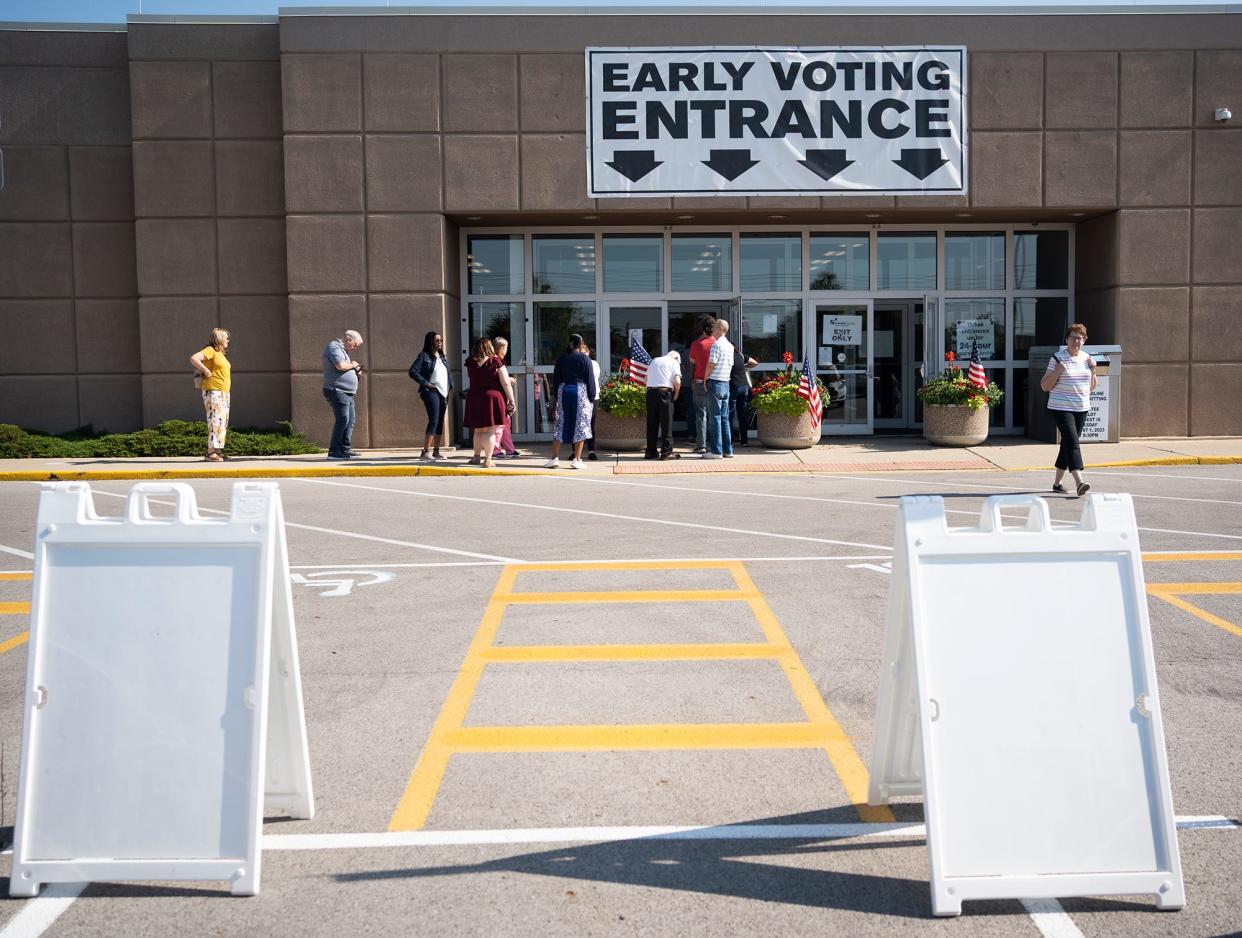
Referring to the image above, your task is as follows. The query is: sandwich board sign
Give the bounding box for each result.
[10,481,313,898]
[869,493,1184,917]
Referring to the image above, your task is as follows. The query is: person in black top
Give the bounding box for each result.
[408,331,453,461]
[730,347,758,445]
[543,334,598,469]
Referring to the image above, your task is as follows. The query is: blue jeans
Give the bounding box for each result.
[692,381,710,449]
[323,387,356,455]
[707,379,732,456]
[420,387,446,436]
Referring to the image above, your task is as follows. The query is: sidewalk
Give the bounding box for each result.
[2,436,1241,482]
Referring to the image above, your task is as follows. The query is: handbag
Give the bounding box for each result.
[193,372,203,390]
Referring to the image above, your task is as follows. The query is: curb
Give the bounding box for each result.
[1007,456,1242,472]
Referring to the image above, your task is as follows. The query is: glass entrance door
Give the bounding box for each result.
[466,301,529,437]
[815,302,872,435]
[872,299,925,430]
[603,303,665,374]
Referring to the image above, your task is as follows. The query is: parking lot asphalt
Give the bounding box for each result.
[0,465,1238,937]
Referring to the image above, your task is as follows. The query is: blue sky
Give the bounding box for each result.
[2,0,1238,24]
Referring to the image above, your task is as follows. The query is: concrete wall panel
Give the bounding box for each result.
[285,215,367,293]
[229,372,292,428]
[288,293,367,371]
[1044,132,1116,208]
[1122,362,1188,436]
[0,300,76,374]
[129,61,211,139]
[1191,286,1242,363]
[366,134,443,212]
[968,133,1042,208]
[368,293,447,371]
[1074,212,1119,293]
[968,52,1043,130]
[213,61,283,138]
[75,298,141,374]
[521,134,592,212]
[219,295,290,373]
[139,296,219,373]
[1193,130,1242,205]
[1192,208,1242,284]
[1117,208,1189,285]
[368,371,419,447]
[284,135,365,213]
[69,146,134,221]
[0,377,79,432]
[1046,53,1117,129]
[0,30,127,68]
[1194,51,1242,127]
[0,224,73,297]
[1073,287,1117,346]
[1119,131,1190,207]
[0,66,131,146]
[442,55,518,133]
[218,219,289,295]
[1190,364,1242,436]
[1114,286,1188,363]
[520,54,585,132]
[443,135,519,211]
[215,140,286,217]
[364,54,441,132]
[0,147,69,220]
[78,374,142,433]
[128,22,280,62]
[135,218,217,296]
[282,54,362,133]
[367,214,446,292]
[73,223,138,298]
[142,373,209,425]
[1120,51,1192,128]
[132,140,215,217]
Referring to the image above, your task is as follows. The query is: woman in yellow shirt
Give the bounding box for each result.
[190,328,232,461]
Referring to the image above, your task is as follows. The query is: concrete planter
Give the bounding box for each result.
[923,404,990,446]
[756,409,820,450]
[594,410,646,451]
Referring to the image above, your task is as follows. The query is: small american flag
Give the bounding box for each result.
[967,340,988,389]
[628,334,652,385]
[797,353,823,425]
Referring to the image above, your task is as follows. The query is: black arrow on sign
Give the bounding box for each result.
[607,150,662,183]
[798,149,853,182]
[703,149,758,182]
[893,148,950,180]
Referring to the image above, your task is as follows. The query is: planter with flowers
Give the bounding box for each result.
[918,351,1005,446]
[750,352,829,450]
[594,360,647,451]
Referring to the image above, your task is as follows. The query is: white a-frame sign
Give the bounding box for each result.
[11,482,313,898]
[869,493,1184,917]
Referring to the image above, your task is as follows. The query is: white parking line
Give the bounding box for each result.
[0,544,34,560]
[289,555,896,569]
[1092,469,1242,484]
[0,883,85,938]
[297,477,894,551]
[1022,898,1085,938]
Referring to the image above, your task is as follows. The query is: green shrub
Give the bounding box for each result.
[0,420,321,459]
[749,370,830,417]
[596,371,646,418]
[916,361,1004,412]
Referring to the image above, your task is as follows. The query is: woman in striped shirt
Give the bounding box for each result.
[1040,322,1097,497]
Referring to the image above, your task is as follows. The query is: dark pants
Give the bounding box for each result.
[323,387,356,456]
[420,387,446,436]
[730,384,751,443]
[1051,409,1088,472]
[646,388,674,456]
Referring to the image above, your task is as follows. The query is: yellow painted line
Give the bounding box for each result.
[728,562,894,824]
[497,589,754,605]
[1147,582,1242,595]
[480,643,785,663]
[388,566,519,832]
[0,632,28,655]
[0,572,32,581]
[1149,592,1242,639]
[511,560,736,573]
[0,602,30,615]
[1144,552,1242,562]
[444,722,847,752]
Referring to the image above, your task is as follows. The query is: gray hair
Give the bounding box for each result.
[344,329,363,344]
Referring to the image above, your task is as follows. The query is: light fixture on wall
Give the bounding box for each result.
[465,216,482,221]
[1215,107,1232,122]
[581,215,599,220]
[769,214,787,219]
[676,215,695,220]
[865,214,881,219]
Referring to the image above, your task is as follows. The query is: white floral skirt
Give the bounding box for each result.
[202,390,230,451]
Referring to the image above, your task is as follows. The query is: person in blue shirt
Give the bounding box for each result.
[323,329,364,459]
[543,334,598,470]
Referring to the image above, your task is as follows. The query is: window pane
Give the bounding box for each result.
[603,235,663,293]
[608,306,662,372]
[809,233,869,290]
[1013,369,1028,431]
[468,302,526,367]
[877,232,936,290]
[740,299,801,363]
[468,235,523,295]
[533,235,595,294]
[740,233,801,291]
[1014,297,1069,359]
[1013,230,1069,289]
[986,368,1007,428]
[533,301,596,366]
[945,231,1004,290]
[945,298,1005,361]
[671,234,732,292]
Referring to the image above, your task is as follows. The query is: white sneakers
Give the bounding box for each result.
[702,452,723,459]
[543,457,559,469]
[570,458,584,470]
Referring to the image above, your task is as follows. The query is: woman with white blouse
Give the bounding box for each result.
[1039,322,1098,497]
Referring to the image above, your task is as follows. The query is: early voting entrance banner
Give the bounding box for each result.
[586,46,967,198]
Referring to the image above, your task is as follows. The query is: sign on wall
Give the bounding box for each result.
[586,46,967,197]
[954,319,995,361]
[822,314,862,346]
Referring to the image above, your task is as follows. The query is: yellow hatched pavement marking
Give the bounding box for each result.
[0,575,32,655]
[1148,581,1242,639]
[388,559,890,831]
[0,633,29,656]
[0,573,32,581]
[1144,552,1242,562]
[0,602,30,615]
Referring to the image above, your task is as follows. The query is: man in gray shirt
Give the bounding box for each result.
[323,329,364,459]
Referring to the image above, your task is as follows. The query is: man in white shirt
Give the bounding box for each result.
[644,350,682,460]
[704,320,735,458]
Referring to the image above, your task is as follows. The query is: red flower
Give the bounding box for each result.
[945,351,956,362]
[782,351,794,365]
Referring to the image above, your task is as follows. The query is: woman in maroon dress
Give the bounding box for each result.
[464,337,516,468]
